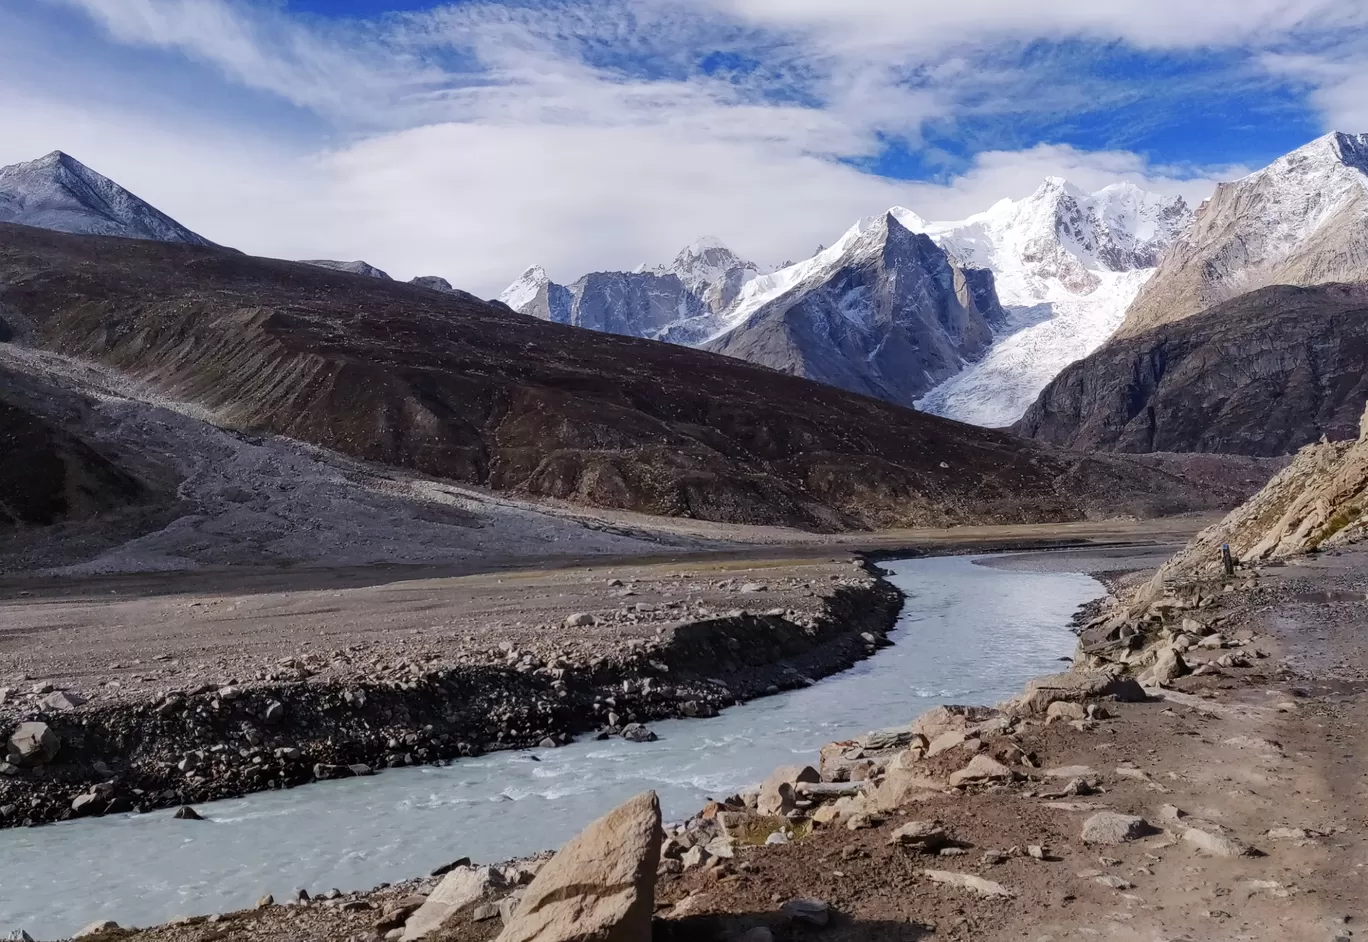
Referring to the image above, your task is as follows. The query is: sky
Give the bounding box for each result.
[1,0,1365,295]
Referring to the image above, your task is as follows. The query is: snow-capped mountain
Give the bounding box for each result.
[703,212,1005,407]
[499,238,761,342]
[1119,131,1368,338]
[500,180,1192,426]
[914,179,1192,426]
[0,151,214,245]
[644,237,762,314]
[301,259,391,279]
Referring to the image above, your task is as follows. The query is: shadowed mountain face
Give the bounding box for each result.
[0,223,1247,530]
[1015,284,1368,456]
[0,389,148,527]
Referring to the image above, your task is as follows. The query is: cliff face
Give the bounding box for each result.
[1117,132,1368,339]
[1015,284,1368,456]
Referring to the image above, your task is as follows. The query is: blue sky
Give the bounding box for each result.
[2,0,1367,293]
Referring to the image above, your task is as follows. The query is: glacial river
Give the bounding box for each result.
[0,554,1101,939]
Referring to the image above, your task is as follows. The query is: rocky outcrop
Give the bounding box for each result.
[704,213,1005,409]
[1015,284,1368,455]
[1130,403,1368,598]
[496,791,662,942]
[0,223,1245,530]
[1118,131,1368,338]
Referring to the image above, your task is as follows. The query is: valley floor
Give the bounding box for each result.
[52,541,1368,942]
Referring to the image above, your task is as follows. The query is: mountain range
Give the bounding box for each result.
[501,180,1192,425]
[1019,132,1368,455]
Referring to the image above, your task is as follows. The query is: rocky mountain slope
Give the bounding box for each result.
[0,151,214,246]
[916,180,1191,426]
[0,382,151,528]
[0,223,1247,530]
[501,181,1189,424]
[701,212,1005,407]
[1118,131,1368,338]
[1015,284,1368,456]
[302,259,391,279]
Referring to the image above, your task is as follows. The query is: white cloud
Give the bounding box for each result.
[0,0,1301,297]
[712,0,1368,51]
[1263,50,1368,132]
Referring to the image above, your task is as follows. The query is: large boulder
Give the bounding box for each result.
[1008,672,1146,715]
[7,722,60,767]
[1080,812,1156,845]
[1139,646,1189,687]
[948,755,1016,788]
[401,867,505,940]
[871,767,943,811]
[909,705,997,740]
[757,765,819,815]
[495,791,663,942]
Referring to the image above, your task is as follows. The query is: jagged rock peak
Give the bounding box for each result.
[1116,130,1368,338]
[0,150,215,246]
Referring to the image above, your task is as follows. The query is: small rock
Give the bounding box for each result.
[1095,874,1134,890]
[263,701,285,724]
[470,903,499,922]
[765,832,789,845]
[922,869,1015,898]
[72,921,120,938]
[780,898,829,926]
[173,805,204,821]
[1081,812,1156,845]
[42,690,86,711]
[564,613,597,628]
[256,894,275,909]
[888,820,950,853]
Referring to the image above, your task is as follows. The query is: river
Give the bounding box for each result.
[0,553,1101,939]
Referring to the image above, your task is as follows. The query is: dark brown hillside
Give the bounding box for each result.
[0,223,1239,529]
[1015,284,1368,456]
[0,389,148,526]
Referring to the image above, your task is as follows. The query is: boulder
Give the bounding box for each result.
[495,791,662,942]
[779,899,829,927]
[1045,701,1088,724]
[860,726,917,751]
[401,867,505,940]
[887,820,950,853]
[1140,647,1189,687]
[1009,672,1146,715]
[909,705,997,740]
[7,722,60,767]
[72,921,120,938]
[1183,827,1258,858]
[173,805,204,821]
[757,765,819,815]
[564,613,597,628]
[42,690,86,711]
[948,755,1015,788]
[871,767,942,811]
[925,731,967,757]
[1080,812,1156,845]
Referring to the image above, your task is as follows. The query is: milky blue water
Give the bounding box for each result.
[0,554,1099,938]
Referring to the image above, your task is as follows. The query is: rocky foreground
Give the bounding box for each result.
[33,523,1367,942]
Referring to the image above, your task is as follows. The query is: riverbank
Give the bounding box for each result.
[61,539,1368,942]
[1,556,909,828]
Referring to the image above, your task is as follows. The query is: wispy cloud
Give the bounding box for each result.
[3,0,1357,293]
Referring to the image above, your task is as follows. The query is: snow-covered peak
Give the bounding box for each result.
[652,236,761,305]
[0,150,215,246]
[498,265,552,310]
[1199,130,1368,260]
[919,178,1191,301]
